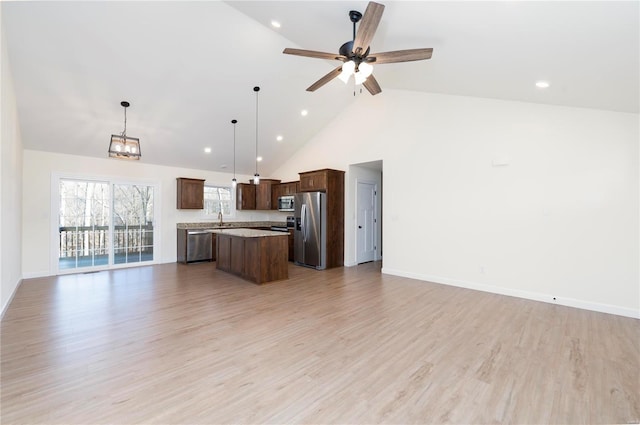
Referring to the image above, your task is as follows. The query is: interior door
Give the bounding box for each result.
[356,181,376,264]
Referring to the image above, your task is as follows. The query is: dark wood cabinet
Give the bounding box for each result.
[216,234,230,270]
[298,169,345,269]
[216,232,288,284]
[256,179,280,210]
[282,181,300,195]
[288,229,294,261]
[271,181,299,210]
[299,171,328,192]
[271,184,282,210]
[211,232,216,261]
[230,236,245,275]
[237,179,280,210]
[236,183,256,210]
[176,178,204,209]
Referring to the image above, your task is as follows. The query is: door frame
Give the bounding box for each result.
[51,172,162,275]
[355,178,378,264]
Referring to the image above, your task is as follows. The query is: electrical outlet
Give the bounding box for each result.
[479,266,485,274]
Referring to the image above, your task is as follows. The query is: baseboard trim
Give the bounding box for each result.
[1,278,23,321]
[22,271,51,279]
[381,267,640,320]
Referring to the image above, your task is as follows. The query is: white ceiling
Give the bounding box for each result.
[3,1,638,177]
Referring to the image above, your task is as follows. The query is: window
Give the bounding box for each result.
[204,185,233,216]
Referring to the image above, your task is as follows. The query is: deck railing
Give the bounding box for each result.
[59,224,154,258]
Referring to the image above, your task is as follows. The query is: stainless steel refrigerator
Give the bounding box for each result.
[294,192,327,270]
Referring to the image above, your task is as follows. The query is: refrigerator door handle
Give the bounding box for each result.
[301,204,307,242]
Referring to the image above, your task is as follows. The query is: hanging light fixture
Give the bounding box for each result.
[108,101,141,160]
[253,86,260,185]
[231,119,238,188]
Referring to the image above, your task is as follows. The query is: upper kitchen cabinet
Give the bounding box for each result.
[280,181,300,195]
[271,181,299,210]
[299,169,342,193]
[255,179,281,210]
[176,178,204,209]
[236,183,256,210]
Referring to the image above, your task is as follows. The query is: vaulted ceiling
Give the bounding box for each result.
[3,1,638,177]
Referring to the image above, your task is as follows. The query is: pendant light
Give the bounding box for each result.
[108,101,141,160]
[231,119,238,188]
[253,86,260,185]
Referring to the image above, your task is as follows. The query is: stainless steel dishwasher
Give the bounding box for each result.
[177,229,212,263]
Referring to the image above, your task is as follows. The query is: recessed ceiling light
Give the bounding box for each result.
[301,110,308,116]
[257,156,263,162]
[535,81,550,89]
[204,147,212,153]
[276,135,283,142]
[271,20,281,28]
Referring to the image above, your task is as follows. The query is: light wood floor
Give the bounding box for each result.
[1,262,639,424]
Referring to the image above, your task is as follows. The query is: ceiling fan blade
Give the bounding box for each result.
[283,48,345,61]
[363,74,382,95]
[306,66,343,92]
[369,48,434,64]
[352,2,385,56]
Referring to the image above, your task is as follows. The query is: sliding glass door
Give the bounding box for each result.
[112,184,154,265]
[57,178,156,272]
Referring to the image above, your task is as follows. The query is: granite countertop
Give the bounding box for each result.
[208,228,288,238]
[176,221,286,230]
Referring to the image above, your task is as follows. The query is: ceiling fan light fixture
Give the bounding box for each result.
[359,62,373,78]
[354,62,373,85]
[338,60,356,83]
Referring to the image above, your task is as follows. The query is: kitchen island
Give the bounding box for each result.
[213,228,288,284]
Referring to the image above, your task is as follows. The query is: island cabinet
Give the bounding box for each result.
[215,229,288,284]
[176,178,204,209]
[236,183,256,210]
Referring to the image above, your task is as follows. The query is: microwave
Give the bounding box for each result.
[278,195,295,212]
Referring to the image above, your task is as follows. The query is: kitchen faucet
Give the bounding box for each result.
[218,211,223,226]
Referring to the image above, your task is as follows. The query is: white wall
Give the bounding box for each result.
[22,149,288,278]
[273,90,639,318]
[1,17,24,316]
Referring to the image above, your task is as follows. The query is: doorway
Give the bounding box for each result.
[356,181,377,264]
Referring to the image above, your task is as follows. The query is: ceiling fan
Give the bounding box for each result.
[283,1,433,96]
